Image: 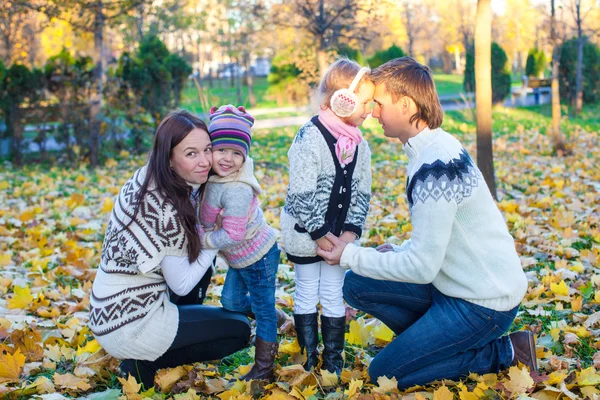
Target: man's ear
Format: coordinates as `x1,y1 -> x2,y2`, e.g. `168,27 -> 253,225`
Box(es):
401,96 -> 411,114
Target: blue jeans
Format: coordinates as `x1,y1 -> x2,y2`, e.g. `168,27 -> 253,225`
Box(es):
220,244 -> 280,342
343,271 -> 518,389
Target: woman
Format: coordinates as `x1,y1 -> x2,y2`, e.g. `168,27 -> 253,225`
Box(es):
89,110 -> 251,388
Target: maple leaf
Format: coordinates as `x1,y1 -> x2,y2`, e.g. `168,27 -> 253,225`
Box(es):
0,348 -> 26,384
53,372 -> 92,391
371,322 -> 394,344
118,374 -> 143,400
9,328 -> 43,362
550,280 -> 569,296
577,367 -> 600,386
503,366 -> 534,395
155,366 -> 188,393
344,378 -> 363,397
457,382 -> 479,400
433,385 -> 454,400
372,376 -> 398,394
320,369 -> 339,387
6,285 -> 34,309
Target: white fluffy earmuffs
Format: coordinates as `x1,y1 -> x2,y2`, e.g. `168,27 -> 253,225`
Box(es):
329,67 -> 370,118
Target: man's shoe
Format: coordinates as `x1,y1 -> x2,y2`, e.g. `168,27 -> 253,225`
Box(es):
509,331 -> 538,372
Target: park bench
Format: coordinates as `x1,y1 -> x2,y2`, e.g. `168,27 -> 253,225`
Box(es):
510,77 -> 552,106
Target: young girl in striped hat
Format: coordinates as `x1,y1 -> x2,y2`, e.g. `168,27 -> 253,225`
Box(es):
199,104 -> 285,381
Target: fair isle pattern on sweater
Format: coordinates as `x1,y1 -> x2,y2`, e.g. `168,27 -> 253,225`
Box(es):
89,165 -> 188,361
340,128 -> 528,312
284,174 -> 334,232
89,282 -> 164,336
407,149 -> 481,207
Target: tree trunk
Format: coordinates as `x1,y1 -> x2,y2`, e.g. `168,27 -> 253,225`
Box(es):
89,0 -> 104,167
7,105 -> 22,166
551,0 -> 566,155
317,45 -> 328,78
574,35 -> 584,115
235,61 -> 242,106
243,50 -> 256,107
475,0 -> 496,199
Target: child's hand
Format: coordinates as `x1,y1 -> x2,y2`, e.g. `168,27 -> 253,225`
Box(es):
316,236 -> 334,251
339,231 -> 358,244
376,243 -> 394,253
215,210 -> 224,230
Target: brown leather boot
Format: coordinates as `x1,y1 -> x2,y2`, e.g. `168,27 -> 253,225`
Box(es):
509,331 -> 538,372
241,337 -> 279,381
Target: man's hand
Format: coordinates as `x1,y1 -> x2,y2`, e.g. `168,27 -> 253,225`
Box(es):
339,231 -> 358,244
376,243 -> 394,253
316,236 -> 334,251
316,233 -> 347,265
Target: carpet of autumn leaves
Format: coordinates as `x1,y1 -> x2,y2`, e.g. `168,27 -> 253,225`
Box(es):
1,117 -> 600,400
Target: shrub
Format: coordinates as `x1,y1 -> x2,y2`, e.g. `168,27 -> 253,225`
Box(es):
463,42 -> 511,104
336,44 -> 366,65
525,48 -> 547,77
367,44 -> 406,68
559,37 -> 600,104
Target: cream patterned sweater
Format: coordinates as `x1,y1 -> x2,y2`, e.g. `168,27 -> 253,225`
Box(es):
341,128 -> 528,312
89,165 -> 191,361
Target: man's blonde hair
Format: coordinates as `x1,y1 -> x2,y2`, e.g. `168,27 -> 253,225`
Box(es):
371,57 -> 443,129
317,57 -> 371,108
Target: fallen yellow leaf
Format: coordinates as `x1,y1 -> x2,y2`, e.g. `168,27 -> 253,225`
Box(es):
0,348 -> 26,384
503,365 -> 534,395
433,385 -> 454,400
6,285 -> 34,309
344,378 -> 363,397
550,280 -> 569,296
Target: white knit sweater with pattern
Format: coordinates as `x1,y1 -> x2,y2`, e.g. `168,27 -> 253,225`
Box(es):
340,128 -> 528,311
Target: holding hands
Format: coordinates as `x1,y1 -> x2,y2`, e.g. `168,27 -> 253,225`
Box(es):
316,233 -> 348,265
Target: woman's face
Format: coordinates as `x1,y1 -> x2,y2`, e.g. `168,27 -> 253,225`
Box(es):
170,128 -> 213,185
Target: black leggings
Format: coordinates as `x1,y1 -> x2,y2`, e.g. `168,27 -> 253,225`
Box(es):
120,269 -> 251,388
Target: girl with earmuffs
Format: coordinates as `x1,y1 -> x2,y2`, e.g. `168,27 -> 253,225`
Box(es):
280,57 -> 373,374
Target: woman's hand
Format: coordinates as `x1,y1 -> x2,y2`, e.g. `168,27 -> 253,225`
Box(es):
316,236 -> 334,251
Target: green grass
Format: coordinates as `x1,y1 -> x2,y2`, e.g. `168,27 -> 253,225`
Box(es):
249,103 -> 600,168
180,77 -> 287,113
433,74 -> 465,96
443,103 -> 600,137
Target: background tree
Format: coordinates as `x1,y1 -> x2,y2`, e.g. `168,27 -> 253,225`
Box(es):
464,42 -> 511,104
276,0 -> 377,75
0,63 -> 44,166
550,0 -> 566,155
57,0 -> 143,167
367,44 -> 406,68
475,0 -> 496,199
525,48 -> 548,77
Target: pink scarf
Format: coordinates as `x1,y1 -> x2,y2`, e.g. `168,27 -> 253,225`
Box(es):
318,108 -> 363,166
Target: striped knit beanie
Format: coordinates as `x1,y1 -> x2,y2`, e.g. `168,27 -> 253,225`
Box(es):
208,105 -> 254,159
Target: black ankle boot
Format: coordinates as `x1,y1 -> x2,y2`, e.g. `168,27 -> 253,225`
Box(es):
320,316 -> 346,374
294,313 -> 319,371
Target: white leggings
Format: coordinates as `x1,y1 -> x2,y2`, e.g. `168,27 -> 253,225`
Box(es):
294,261 -> 346,317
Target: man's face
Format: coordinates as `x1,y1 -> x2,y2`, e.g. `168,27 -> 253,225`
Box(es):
371,83 -> 407,141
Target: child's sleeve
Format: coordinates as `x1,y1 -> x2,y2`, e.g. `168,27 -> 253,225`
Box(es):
286,131 -> 330,240
344,141 -> 372,238
201,183 -> 253,249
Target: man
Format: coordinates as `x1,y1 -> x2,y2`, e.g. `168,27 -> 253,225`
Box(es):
316,57 -> 535,389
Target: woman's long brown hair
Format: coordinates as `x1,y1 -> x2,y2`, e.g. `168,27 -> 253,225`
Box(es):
135,110 -> 209,262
